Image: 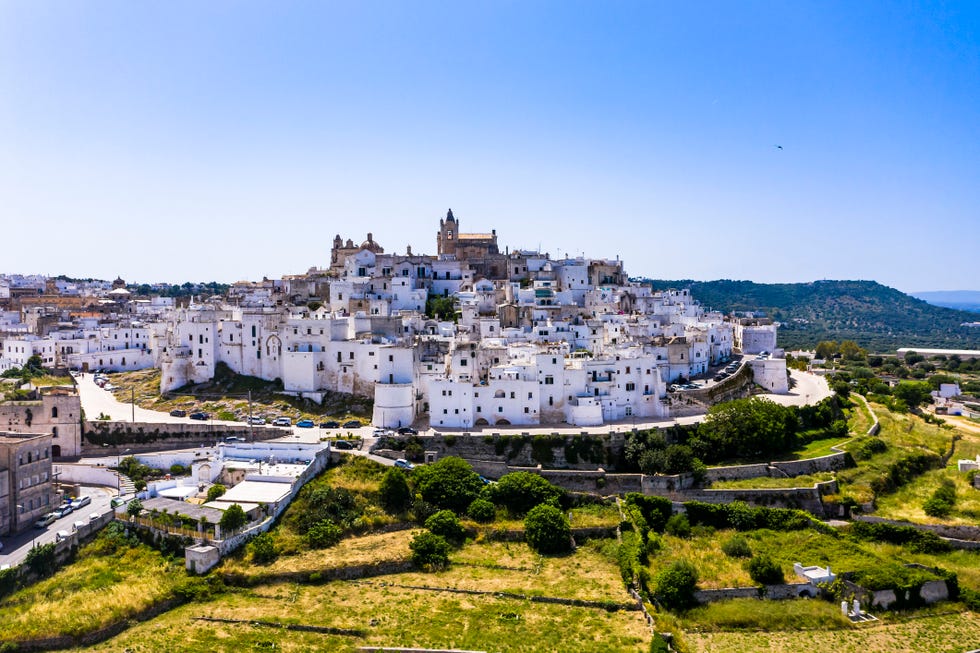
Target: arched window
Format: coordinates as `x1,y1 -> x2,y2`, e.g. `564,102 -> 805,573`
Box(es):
51,406 -> 58,418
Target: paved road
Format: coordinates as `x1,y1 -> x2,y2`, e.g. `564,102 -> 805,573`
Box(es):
0,487 -> 115,568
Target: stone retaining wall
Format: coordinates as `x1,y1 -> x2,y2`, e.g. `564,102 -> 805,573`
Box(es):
694,583 -> 816,604
82,420 -> 284,454
853,514 -> 980,542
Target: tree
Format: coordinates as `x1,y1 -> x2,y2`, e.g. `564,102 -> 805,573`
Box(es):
410,531 -> 451,570
892,381 -> 933,409
206,484 -> 227,502
690,398 -> 799,462
219,504 -> 247,532
412,457 -> 484,514
489,471 -> 563,515
523,503 -> 571,554
746,554 -> 784,585
654,561 -> 699,611
425,510 -> 466,543
467,498 -> 496,523
379,467 -> 411,513
126,498 -> 143,519
307,519 -> 343,548
814,341 -> 838,360
250,532 -> 278,564
839,340 -> 866,361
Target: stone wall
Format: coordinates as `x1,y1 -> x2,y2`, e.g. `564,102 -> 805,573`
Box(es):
694,583 -> 816,604
81,421 -> 284,454
669,480 -> 837,514
770,451 -> 849,476
704,463 -> 769,482
414,432 -> 628,469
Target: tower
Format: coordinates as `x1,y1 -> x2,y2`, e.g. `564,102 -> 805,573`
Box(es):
437,208 -> 458,256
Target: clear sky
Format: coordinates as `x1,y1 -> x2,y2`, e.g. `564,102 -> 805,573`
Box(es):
2,1 -> 978,292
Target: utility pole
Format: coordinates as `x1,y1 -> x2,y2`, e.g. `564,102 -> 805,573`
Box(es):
248,390 -> 253,442
131,387 -> 135,424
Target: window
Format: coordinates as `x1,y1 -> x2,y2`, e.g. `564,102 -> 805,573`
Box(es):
510,392 -> 515,399
460,358 -> 467,366
544,376 -> 554,385
626,383 -> 635,392
528,392 -> 533,399
51,406 -> 58,418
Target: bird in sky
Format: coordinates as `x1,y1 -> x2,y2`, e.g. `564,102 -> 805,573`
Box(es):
775,145 -> 783,150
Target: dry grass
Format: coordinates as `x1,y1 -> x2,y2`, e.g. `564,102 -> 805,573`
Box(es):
685,610 -> 980,653
219,529 -> 417,580
653,532 -> 752,589
0,540 -> 185,642
710,472 -> 835,490
90,550 -> 651,653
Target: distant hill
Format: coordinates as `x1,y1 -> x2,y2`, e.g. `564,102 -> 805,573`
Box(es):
911,290 -> 980,314
638,279 -> 980,352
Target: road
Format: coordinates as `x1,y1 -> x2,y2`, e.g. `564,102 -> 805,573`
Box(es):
0,487 -> 115,568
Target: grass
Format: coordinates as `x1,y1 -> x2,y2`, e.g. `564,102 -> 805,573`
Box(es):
680,596 -> 852,632
848,395 -> 875,435
107,367 -> 372,422
568,502 -> 621,528
710,472 -> 835,490
685,610 -> 980,653
0,531 -> 187,643
87,580 -> 651,653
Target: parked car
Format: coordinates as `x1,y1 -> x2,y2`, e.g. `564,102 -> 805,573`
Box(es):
372,428 -> 390,437
393,458 -> 415,470
71,496 -> 92,510
56,504 -> 74,517
189,412 -> 209,421
272,417 -> 292,427
397,426 -> 418,435
55,530 -> 72,542
332,440 -> 354,450
248,416 -> 267,425
169,409 -> 187,417
224,436 -> 245,443
35,513 -> 58,529
89,512 -> 101,523
296,419 -> 315,428
320,421 -> 340,429
342,420 -> 361,429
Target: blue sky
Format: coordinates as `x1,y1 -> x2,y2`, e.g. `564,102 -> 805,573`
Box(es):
2,1 -> 978,292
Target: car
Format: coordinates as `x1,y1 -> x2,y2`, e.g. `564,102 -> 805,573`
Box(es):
89,512 -> 101,523
372,428 -> 390,437
189,412 -> 209,421
296,419 -> 315,428
103,384 -> 116,391
342,420 -> 361,429
55,530 -> 72,542
35,513 -> 58,529
224,436 -> 245,443
397,426 -> 418,435
393,458 -> 415,470
320,421 -> 340,429
248,416 -> 267,425
57,504 -> 74,517
713,374 -> 725,382
169,409 -> 187,417
272,417 -> 292,427
332,440 -> 354,450
71,496 -> 92,510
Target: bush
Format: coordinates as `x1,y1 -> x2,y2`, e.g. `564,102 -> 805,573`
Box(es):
410,531 -> 451,570
524,503 -> 571,554
250,532 -> 278,564
412,457 -> 484,514
307,519 -> 343,548
848,521 -> 951,554
746,554 -> 784,585
467,498 -> 496,523
206,484 -> 227,502
721,534 -> 752,558
489,471 -> 563,516
654,561 -> 699,611
219,504 -> 247,532
664,513 -> 691,538
623,493 -> 673,533
425,510 -> 467,544
25,542 -> 57,578
923,478 -> 956,518
379,467 -> 411,514
170,463 -> 187,476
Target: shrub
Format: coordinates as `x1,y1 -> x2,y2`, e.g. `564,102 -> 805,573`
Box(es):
923,478 -> 956,517
847,521 -> 951,554
665,513 -> 691,538
307,519 -> 343,548
412,457 -> 484,514
746,554 -> 784,585
623,493 -> 672,533
206,484 -> 227,502
379,467 -> 411,513
851,437 -> 888,460
654,561 -> 699,611
425,510 -> 467,544
169,463 -> 187,476
721,534 -> 752,558
524,503 -> 571,554
219,504 -> 247,532
489,471 -> 564,515
250,532 -> 278,564
25,542 -> 57,578
467,498 -> 496,523
410,531 -> 451,570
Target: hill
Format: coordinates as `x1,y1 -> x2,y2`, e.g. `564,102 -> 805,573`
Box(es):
639,279 -> 980,352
